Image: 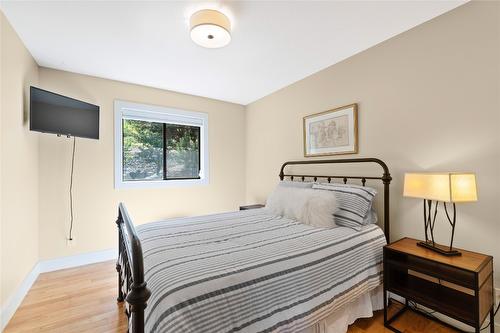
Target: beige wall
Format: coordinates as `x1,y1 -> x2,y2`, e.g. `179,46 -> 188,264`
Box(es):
0,11 -> 39,311
246,1 -> 500,285
37,68 -> 246,260
1,0 -> 499,326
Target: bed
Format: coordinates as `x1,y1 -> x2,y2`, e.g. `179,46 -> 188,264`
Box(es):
116,158 -> 392,333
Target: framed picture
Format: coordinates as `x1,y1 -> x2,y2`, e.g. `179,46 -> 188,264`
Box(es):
303,103 -> 358,157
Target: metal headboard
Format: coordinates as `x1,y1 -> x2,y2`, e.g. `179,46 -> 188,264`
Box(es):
279,158 -> 392,242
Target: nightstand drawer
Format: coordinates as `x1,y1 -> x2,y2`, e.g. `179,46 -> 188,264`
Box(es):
385,250 -> 475,288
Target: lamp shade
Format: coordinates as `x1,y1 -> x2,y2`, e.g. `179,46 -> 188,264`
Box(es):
190,9 -> 231,48
403,173 -> 477,202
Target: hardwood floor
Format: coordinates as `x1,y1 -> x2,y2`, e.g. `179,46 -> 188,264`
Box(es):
5,261 -> 128,333
4,261 -> 458,333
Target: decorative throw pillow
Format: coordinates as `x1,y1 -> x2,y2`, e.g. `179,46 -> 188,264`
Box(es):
300,189 -> 338,228
278,180 -> 314,188
265,186 -> 337,228
312,182 -> 377,230
334,208 -> 379,231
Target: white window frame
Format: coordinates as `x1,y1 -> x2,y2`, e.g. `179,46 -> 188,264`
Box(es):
114,100 -> 209,189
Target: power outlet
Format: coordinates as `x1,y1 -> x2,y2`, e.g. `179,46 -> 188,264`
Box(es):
66,238 -> 77,247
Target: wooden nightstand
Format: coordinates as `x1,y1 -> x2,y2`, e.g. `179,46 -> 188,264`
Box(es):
384,237 -> 494,333
239,204 -> 265,210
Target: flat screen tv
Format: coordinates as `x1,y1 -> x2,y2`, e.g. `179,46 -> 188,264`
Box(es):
30,86 -> 99,139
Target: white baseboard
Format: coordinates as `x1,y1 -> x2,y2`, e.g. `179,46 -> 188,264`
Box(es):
38,248 -> 117,273
1,248 -> 117,331
1,263 -> 41,332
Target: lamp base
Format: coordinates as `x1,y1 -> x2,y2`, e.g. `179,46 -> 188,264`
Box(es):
417,240 -> 462,256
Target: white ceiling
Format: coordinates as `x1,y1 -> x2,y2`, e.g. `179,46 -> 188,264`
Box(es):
1,1 -> 466,105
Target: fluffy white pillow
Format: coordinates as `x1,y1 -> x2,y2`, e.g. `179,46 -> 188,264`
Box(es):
278,180 -> 314,189
266,186 -> 337,228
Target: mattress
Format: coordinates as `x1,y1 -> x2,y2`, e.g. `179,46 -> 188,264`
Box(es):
136,208 -> 386,333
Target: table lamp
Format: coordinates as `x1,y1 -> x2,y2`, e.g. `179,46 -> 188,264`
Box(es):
403,173 -> 477,256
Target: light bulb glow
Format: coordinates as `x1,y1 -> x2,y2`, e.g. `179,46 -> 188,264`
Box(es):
190,24 -> 231,48
190,9 -> 231,49
403,172 -> 477,202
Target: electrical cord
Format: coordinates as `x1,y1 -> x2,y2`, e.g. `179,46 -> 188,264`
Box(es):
408,301 -> 437,316
408,299 -> 500,332
68,136 -> 76,241
477,302 -> 500,332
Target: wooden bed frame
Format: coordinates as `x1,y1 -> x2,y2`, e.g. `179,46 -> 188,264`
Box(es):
115,157 -> 392,333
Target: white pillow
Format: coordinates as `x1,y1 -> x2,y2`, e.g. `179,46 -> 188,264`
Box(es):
266,186 -> 337,228
278,180 -> 314,189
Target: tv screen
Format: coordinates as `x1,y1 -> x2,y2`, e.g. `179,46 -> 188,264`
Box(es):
30,86 -> 99,139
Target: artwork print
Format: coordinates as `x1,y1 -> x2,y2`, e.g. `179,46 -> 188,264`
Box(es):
303,104 -> 358,156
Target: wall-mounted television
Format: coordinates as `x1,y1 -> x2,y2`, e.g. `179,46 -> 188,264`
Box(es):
30,86 -> 99,139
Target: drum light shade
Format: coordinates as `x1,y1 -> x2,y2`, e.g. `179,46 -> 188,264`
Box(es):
403,173 -> 477,202
190,9 -> 231,48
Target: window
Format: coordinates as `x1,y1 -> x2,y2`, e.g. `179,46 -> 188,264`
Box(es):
114,101 -> 208,189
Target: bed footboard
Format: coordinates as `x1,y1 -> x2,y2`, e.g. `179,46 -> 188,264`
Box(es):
116,203 -> 151,333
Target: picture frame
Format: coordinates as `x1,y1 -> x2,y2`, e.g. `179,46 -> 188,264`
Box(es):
303,103 -> 358,157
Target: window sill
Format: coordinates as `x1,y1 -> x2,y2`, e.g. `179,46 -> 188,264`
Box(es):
114,177 -> 209,189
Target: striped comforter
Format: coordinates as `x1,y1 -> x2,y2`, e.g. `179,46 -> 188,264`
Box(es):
136,208 -> 386,333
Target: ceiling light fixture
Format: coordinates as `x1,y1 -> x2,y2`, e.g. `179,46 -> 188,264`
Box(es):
190,9 -> 231,48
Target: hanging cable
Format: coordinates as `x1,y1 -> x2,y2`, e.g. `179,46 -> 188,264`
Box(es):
477,302 -> 499,332
68,136 -> 76,240
408,300 -> 499,332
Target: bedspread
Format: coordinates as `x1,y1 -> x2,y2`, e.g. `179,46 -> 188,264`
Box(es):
136,209 -> 385,333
